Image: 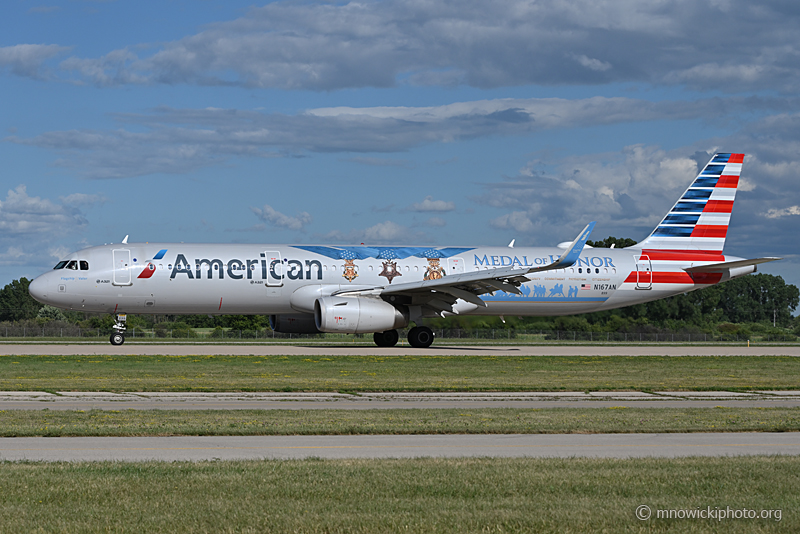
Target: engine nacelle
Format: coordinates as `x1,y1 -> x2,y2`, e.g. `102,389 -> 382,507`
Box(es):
314,296 -> 407,334
269,314 -> 322,334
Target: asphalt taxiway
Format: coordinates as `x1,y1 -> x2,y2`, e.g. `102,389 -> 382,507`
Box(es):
3,390 -> 800,410
2,433 -> 799,461
2,343 -> 799,357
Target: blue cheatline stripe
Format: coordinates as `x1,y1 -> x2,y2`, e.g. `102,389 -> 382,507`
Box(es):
293,245 -> 475,260
482,295 -> 609,303
712,153 -> 731,163
663,214 -> 700,225
671,201 -> 707,212
653,226 -> 694,237
153,249 -> 168,260
682,189 -> 713,200
691,176 -> 719,188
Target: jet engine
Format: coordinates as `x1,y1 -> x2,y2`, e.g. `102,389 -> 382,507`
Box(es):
314,296 -> 407,333
269,314 -> 322,334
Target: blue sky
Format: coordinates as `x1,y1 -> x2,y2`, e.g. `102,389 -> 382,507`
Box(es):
1,0 -> 799,295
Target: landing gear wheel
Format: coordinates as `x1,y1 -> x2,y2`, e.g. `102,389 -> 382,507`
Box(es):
373,329 -> 399,347
383,329 -> 399,347
407,326 -> 434,348
110,313 -> 127,346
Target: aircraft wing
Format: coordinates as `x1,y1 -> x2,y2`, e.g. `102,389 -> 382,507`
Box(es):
683,257 -> 782,272
334,222 -> 596,313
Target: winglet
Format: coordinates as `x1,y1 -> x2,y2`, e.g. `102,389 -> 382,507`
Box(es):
122,235 -> 129,244
551,222 -> 595,269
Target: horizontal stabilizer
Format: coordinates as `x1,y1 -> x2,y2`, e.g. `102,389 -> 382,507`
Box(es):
683,257 -> 781,273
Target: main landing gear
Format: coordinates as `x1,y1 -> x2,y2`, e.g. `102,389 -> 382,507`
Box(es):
407,326 -> 434,348
372,327 -> 434,348
110,314 -> 127,346
373,329 -> 400,347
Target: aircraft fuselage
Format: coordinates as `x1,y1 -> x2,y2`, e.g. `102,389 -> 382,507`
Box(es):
29,242 -> 747,317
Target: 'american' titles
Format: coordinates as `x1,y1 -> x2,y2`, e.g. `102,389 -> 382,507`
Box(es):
169,253 -> 322,281
163,252 -> 617,281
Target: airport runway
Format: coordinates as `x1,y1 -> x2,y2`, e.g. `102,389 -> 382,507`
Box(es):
1,342 -> 799,356
3,390 -> 800,410
2,433 -> 799,461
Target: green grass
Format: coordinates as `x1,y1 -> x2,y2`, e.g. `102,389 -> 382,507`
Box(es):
0,456 -> 796,533
2,407 -> 799,437
2,354 -> 800,392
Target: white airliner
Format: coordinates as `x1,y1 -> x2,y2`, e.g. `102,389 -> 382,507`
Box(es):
29,153 -> 778,348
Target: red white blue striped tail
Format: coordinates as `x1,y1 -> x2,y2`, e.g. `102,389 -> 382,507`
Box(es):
636,153 -> 743,252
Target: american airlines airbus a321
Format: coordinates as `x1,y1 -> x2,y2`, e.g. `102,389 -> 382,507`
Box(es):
29,153 -> 779,348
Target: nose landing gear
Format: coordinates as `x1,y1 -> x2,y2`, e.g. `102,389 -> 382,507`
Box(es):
110,314 -> 127,346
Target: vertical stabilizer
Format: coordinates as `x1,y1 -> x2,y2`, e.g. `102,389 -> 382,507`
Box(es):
635,153 -> 744,252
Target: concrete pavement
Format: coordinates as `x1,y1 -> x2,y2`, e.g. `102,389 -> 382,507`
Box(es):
2,342 -> 799,357
3,390 -> 800,410
2,433 -> 799,461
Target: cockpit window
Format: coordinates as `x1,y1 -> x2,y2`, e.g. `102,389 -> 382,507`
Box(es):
80,260 -> 89,270
53,261 -> 68,270
66,260 -> 78,270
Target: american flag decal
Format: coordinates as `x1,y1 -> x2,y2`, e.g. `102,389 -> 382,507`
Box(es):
581,284 -> 591,290
637,153 -> 744,252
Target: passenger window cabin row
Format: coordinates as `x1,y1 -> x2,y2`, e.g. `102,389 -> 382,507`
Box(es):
51,260 -> 618,276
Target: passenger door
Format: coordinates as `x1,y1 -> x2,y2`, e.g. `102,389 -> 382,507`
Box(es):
635,255 -> 652,290
112,249 -> 132,286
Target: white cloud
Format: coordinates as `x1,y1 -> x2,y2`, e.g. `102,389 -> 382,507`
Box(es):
0,43 -> 69,79
0,0 -> 791,93
764,206 -> 800,219
59,48 -> 147,86
489,211 -> 536,233
737,177 -> 756,192
251,204 -> 312,231
408,196 -> 456,212
0,185 -> 90,237
48,246 -> 73,261
363,221 -> 409,242
314,220 -> 426,244
572,54 -> 612,72
0,246 -> 27,265
478,145 -> 714,243
6,96 -> 768,179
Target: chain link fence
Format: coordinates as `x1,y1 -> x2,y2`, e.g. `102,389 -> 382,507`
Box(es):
0,325 -> 796,343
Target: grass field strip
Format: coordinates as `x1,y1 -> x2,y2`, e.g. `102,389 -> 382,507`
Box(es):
3,354 -> 800,392
0,406 -> 799,437
0,457 -> 796,533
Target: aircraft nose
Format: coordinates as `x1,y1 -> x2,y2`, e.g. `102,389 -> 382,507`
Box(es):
28,276 -> 49,304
